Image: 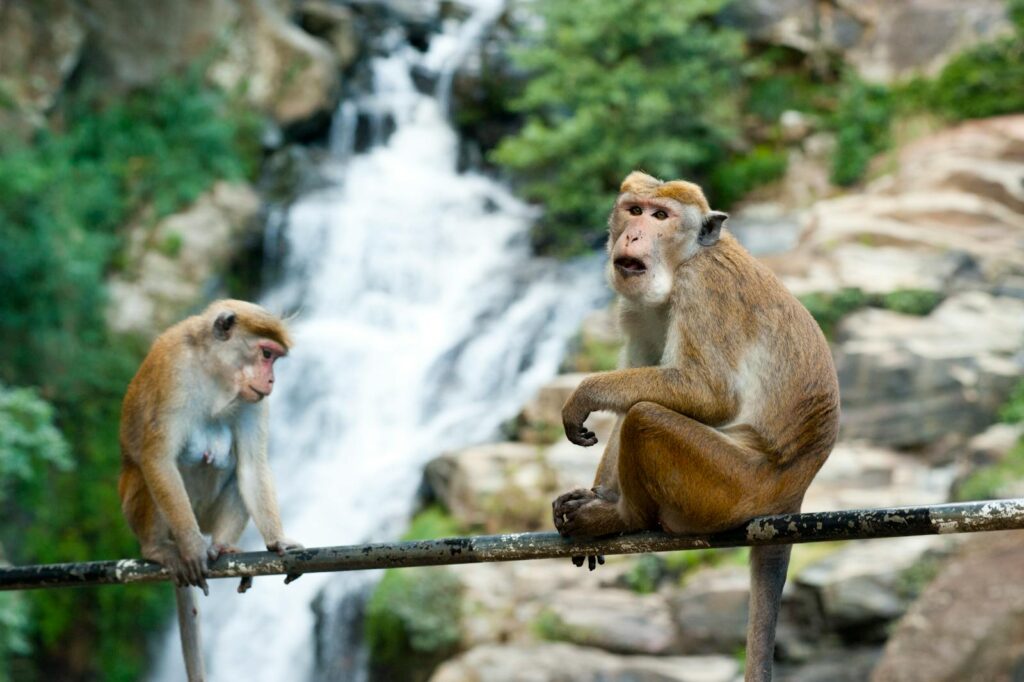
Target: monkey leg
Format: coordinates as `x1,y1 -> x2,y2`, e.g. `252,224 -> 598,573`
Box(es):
203,480 -> 253,593
614,401 -> 788,534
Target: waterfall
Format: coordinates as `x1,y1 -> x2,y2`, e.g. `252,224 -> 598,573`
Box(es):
151,2 -> 607,680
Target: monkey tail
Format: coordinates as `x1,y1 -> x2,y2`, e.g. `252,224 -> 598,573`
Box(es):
175,586 -> 207,682
745,544 -> 792,682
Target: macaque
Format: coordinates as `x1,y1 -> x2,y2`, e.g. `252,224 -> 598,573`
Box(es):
552,172 -> 839,682
119,299 -> 303,682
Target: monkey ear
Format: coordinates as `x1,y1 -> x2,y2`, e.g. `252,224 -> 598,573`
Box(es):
213,311 -> 237,340
699,211 -> 728,247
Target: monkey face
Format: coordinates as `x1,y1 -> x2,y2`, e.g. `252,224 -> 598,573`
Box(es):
606,194 -> 691,305
238,340 -> 287,403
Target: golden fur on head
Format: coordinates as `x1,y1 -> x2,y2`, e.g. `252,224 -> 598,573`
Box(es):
204,299 -> 293,350
619,171 -> 710,213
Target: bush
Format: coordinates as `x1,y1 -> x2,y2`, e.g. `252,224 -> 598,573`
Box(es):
492,0 -> 746,254
830,75 -> 893,186
799,288 -> 943,339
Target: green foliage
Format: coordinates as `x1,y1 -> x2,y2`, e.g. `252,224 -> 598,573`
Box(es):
0,71 -> 262,680
830,75 -> 894,186
709,146 -> 788,207
402,505 -> 465,541
799,288 -> 943,339
622,554 -> 661,594
366,506 -> 466,680
926,29 -> 1024,121
0,384 -> 71,505
999,380 -> 1024,425
955,382 -> 1024,502
492,0 -> 746,254
365,567 -> 463,676
880,289 -> 943,317
956,440 -> 1024,501
799,288 -> 871,339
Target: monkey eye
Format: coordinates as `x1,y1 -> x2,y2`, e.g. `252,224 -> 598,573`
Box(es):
628,206 -> 642,216
653,210 -> 668,220
261,348 -> 273,360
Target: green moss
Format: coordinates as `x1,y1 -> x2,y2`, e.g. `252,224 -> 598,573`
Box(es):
710,146 -> 788,207
158,232 -> 185,258
999,380 -> 1024,425
880,289 -> 943,316
800,288 -> 943,339
623,554 -> 662,594
402,505 -> 465,541
829,75 -> 894,186
365,567 -> 463,680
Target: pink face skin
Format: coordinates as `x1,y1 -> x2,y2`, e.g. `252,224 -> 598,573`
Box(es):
240,340 -> 288,403
609,195 -> 682,277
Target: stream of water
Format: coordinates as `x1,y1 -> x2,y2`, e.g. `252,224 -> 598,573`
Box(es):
151,2 -> 606,679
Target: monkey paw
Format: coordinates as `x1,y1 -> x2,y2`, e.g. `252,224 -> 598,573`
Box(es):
267,538 -> 304,585
207,542 -> 243,562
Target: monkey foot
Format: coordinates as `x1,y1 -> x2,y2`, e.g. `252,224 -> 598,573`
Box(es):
553,488 -> 623,571
208,543 -> 243,562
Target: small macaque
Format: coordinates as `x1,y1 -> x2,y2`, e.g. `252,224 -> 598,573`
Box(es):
552,172 -> 839,682
119,300 -> 303,681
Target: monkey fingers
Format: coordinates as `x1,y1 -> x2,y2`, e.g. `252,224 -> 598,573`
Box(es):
552,488 -> 599,533
207,542 -> 243,562
268,539 -> 304,585
237,576 -> 253,594
565,424 -> 598,447
570,555 -> 605,571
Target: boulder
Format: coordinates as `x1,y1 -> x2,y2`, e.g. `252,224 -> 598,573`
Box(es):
0,0 -> 84,136
520,373 -> 590,429
834,292 -> 1024,447
81,0 -> 340,127
106,181 -> 261,337
802,442 -> 955,513
540,588 -> 677,655
431,642 -> 739,682
672,566 -> 751,654
296,0 -> 360,68
719,0 -> 1011,84
424,442 -> 555,531
793,535 -> 951,638
777,116 -> 1024,298
871,532 -> 1024,682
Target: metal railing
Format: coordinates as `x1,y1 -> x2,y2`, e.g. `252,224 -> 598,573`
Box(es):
2,499 -> 1023,591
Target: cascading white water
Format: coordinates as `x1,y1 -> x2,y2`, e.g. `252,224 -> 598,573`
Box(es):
151,2 -> 607,680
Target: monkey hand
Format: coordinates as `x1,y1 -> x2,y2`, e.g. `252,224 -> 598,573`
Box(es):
562,388 -> 598,447
173,534 -> 211,596
268,538 -> 304,585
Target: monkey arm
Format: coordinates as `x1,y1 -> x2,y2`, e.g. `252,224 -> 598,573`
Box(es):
234,408 -> 288,546
138,431 -> 205,553
563,367 -> 735,446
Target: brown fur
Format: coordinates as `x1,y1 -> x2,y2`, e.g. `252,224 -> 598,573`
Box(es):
553,173 -> 839,682
119,299 -> 302,682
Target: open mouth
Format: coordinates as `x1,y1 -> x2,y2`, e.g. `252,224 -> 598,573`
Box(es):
614,257 -> 647,276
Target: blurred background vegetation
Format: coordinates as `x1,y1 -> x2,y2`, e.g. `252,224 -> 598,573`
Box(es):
1,0 -> 1023,680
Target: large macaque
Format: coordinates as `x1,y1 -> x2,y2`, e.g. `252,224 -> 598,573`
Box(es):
119,299 -> 303,682
552,172 -> 839,681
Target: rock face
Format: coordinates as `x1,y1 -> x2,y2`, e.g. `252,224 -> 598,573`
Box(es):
541,588 -> 678,655
431,642 -> 739,682
107,181 -> 261,336
81,0 -> 340,127
835,292 -> 1024,447
775,116 -> 1024,298
720,0 -> 1012,83
871,532 -> 1024,682
0,0 -> 85,137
